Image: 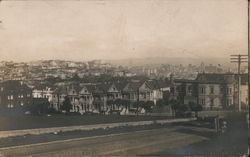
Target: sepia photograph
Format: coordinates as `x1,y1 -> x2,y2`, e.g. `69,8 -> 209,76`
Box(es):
0,0 -> 249,156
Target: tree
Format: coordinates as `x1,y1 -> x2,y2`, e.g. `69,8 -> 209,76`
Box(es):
189,102 -> 203,118
61,96 -> 72,113
30,98 -> 50,115
176,104 -> 191,118
156,99 -> 166,108
169,99 -> 191,117
133,101 -> 144,115
122,99 -> 131,115
107,100 -> 114,110
114,99 -> 123,110
143,101 -> 154,114
169,99 -> 180,116
93,100 -> 102,113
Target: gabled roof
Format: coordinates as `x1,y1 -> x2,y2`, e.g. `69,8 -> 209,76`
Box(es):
95,83 -> 110,93
84,84 -> 97,93
144,80 -> 172,90
0,80 -> 31,91
114,82 -> 128,91
69,84 -> 82,94
123,81 -> 144,92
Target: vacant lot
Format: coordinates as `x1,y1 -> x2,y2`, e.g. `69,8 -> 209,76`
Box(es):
0,114 -> 173,131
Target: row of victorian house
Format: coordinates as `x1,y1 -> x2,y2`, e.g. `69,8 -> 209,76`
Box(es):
0,73 -> 248,114
0,79 -> 169,114
51,80 -> 168,114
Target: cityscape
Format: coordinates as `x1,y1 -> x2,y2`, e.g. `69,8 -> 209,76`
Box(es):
0,0 -> 248,156
0,59 -> 248,115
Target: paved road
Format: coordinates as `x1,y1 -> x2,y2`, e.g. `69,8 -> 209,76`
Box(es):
0,126 -> 210,157
152,113 -> 248,156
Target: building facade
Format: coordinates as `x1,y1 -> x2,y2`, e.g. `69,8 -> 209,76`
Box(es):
172,73 -> 247,110
0,80 -> 32,109
51,80 -> 166,114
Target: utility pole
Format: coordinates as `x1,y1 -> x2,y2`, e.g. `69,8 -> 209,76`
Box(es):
230,54 -> 248,112
248,0 -> 250,120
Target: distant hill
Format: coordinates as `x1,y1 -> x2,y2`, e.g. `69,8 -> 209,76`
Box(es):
105,57 -> 230,67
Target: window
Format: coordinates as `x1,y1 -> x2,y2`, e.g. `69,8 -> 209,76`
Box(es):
8,102 -> 13,108
0,87 -> 3,92
27,94 -> 30,97
200,87 -> 205,94
21,94 -> 23,98
7,95 -> 13,100
227,99 -> 232,106
210,87 -> 214,94
226,88 -> 232,95
20,101 -> 24,106
220,87 -> 224,93
199,98 -> 205,105
210,98 -> 214,105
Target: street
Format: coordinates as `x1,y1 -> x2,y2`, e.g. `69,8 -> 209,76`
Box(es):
0,113 -> 248,156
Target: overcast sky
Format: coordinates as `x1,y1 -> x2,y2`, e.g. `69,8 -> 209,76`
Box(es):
0,0 -> 248,62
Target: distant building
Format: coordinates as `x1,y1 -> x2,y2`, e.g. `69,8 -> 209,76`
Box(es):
52,86 -> 68,111
0,80 -> 32,109
32,86 -> 54,105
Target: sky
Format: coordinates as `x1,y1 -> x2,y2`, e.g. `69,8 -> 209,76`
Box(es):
0,0 -> 248,62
